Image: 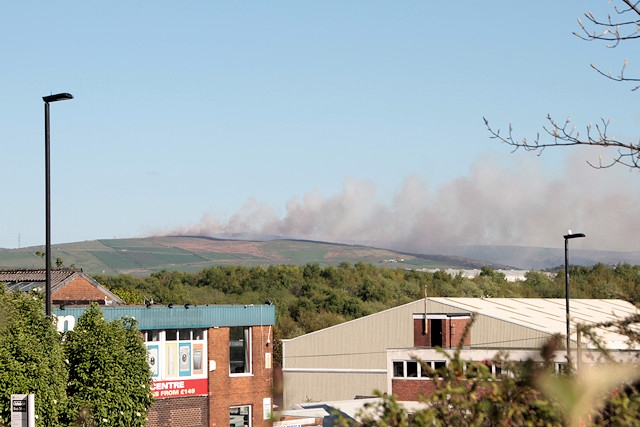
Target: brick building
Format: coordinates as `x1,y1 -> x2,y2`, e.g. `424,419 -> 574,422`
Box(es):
0,268 -> 125,306
55,304 -> 276,427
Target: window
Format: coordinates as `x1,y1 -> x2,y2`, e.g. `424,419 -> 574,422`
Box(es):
230,326 -> 251,374
433,361 -> 447,370
230,405 -> 251,427
420,362 -> 429,378
406,361 -> 418,377
555,362 -> 569,374
423,360 -> 447,379
395,360 -> 448,379
142,330 -> 159,342
393,361 -> 404,378
165,329 -> 178,341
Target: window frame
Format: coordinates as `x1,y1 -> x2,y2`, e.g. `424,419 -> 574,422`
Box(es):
393,359 -> 448,379
141,328 -> 207,381
229,326 -> 252,376
230,405 -> 252,427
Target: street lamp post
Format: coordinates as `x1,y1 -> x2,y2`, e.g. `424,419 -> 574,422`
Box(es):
43,93 -> 73,317
564,231 -> 586,365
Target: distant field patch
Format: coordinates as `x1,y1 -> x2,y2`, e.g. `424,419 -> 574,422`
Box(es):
90,251 -> 141,270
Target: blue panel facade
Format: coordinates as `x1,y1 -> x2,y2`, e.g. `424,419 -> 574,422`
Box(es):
53,304 -> 276,329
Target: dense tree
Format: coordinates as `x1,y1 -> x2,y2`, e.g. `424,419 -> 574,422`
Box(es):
0,286 -> 157,427
0,285 -> 67,427
485,1 -> 640,170
63,304 -> 153,427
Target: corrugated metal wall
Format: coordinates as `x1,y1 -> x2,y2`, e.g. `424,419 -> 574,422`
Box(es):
282,298 -> 560,407
282,300 -> 427,406
284,371 -> 388,406
53,304 -> 276,329
283,300 -> 427,371
426,300 -> 552,349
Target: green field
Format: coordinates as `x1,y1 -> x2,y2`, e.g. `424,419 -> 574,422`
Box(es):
0,236 -> 472,276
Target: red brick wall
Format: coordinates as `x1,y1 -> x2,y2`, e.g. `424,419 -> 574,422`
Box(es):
392,379 -> 438,401
52,276 -> 108,303
449,318 -> 471,348
208,326 -> 273,427
420,317 -> 470,349
148,396 -> 208,427
392,378 -> 483,401
441,318 -> 451,348
413,318 -> 428,347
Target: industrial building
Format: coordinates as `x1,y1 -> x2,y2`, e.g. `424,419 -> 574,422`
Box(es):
281,297 -> 640,406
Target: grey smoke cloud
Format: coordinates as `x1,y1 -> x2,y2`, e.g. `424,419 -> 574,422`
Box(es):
171,151 -> 640,253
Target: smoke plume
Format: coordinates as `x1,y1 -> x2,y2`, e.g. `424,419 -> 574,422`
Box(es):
170,151 -> 640,253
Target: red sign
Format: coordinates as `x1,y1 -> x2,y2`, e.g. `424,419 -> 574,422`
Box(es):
151,378 -> 208,399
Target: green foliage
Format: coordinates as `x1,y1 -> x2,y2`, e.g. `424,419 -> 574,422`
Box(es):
416,357 -> 565,426
94,263 -> 640,359
0,285 -> 67,427
109,288 -> 145,305
64,304 -> 153,427
596,382 -> 640,426
357,358 -> 566,426
0,287 -> 155,427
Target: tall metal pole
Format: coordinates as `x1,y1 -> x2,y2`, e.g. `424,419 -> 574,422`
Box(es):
564,237 -> 570,362
563,232 -> 585,366
44,101 -> 52,317
42,93 -> 73,317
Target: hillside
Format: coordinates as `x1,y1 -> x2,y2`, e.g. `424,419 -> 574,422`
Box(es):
0,236 -> 506,276
444,245 -> 640,270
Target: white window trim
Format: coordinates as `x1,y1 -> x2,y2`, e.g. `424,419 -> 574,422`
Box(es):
230,405 -> 252,427
230,326 -> 253,376
392,359 -> 448,379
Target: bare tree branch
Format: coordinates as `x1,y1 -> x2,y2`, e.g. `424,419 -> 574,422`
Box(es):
484,116 -> 640,169
486,1 -> 640,169
573,1 -> 640,88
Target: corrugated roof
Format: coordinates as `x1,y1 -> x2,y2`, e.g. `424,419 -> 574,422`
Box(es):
53,304 -> 276,329
430,298 -> 639,349
0,268 -> 78,292
0,268 -> 125,306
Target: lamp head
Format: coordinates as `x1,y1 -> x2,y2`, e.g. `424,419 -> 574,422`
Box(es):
564,232 -> 586,240
43,93 -> 74,103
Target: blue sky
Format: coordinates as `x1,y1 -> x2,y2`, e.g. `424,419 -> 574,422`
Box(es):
2,1 -> 640,254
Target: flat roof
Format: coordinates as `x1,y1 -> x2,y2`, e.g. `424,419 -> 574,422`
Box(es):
53,304 -> 276,329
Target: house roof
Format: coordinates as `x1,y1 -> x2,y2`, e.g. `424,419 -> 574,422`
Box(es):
1,268 -> 76,292
0,268 -> 125,306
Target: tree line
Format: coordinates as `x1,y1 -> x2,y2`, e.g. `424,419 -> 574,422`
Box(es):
95,262 -> 640,364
